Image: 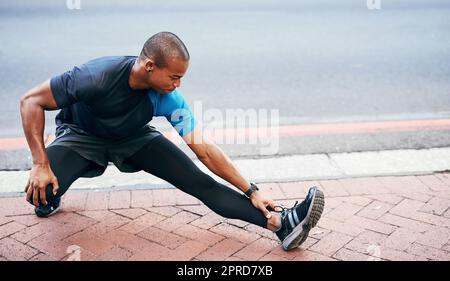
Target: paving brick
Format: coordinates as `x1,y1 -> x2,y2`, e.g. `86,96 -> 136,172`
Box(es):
293,250 -> 336,261
131,190 -> 153,208
398,192 -> 432,203
210,223 -> 260,244
442,243 -> 450,252
338,177 -> 390,196
190,212 -> 224,230
168,240 -> 209,261
333,248 -> 374,261
317,217 -> 364,236
0,221 -> 26,238
119,212 -> 164,234
0,197 -> 34,216
339,196 -> 373,207
278,181 -> 318,199
137,226 -> 188,249
378,176 -> 431,194
378,213 -> 435,233
49,212 -> 97,228
108,191 -> 131,209
416,175 -> 450,192
382,228 -> 419,251
174,189 -> 201,205
128,241 -> 169,261
378,247 -> 426,261
29,253 -> 57,261
309,227 -> 332,240
406,243 -> 450,261
0,216 -> 13,226
196,238 -> 245,261
27,234 -> 73,260
269,245 -> 304,260
95,246 -> 132,261
257,183 -> 286,200
318,179 -> 349,197
102,229 -> 156,253
415,227 -> 450,249
85,191 -> 110,211
179,205 -> 211,216
259,253 -> 290,261
111,208 -> 147,219
225,256 -> 246,261
154,211 -> 200,232
357,201 -> 394,220
173,224 -> 225,246
11,220 -> 61,243
65,231 -> 115,256
366,194 -> 403,205
243,224 -> 279,241
77,210 -> 116,221
146,206 -> 182,217
309,231 -> 353,257
344,231 -> 388,255
233,237 -> 279,260
346,215 -> 397,235
300,236 -> 319,250
224,218 -> 249,228
85,213 -> 131,236
389,199 -> 424,218
0,237 -> 38,260
325,203 -> 363,222
10,215 -> 43,226
152,189 -> 177,206
419,197 -> 450,216
390,200 -> 450,228
62,192 -> 87,212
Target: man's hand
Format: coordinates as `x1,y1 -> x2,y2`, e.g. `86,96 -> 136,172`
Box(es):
249,191 -> 276,219
24,163 -> 59,207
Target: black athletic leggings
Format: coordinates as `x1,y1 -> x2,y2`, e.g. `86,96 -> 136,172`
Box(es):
43,135 -> 268,228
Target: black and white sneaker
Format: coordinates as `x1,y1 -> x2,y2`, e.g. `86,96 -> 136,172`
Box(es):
34,197 -> 62,218
274,187 -> 325,251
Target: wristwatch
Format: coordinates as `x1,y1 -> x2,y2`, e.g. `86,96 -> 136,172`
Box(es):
244,182 -> 259,198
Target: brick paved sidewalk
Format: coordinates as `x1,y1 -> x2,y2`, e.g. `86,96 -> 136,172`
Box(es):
1,173 -> 450,261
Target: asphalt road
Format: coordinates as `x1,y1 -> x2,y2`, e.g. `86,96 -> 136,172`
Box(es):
1,0 -> 449,166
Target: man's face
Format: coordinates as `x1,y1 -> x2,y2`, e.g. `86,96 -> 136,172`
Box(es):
147,58 -> 188,94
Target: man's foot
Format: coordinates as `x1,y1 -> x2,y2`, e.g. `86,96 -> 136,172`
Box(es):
34,197 -> 62,218
273,186 -> 325,251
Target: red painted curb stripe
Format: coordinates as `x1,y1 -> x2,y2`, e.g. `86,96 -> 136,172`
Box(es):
1,118 -> 450,151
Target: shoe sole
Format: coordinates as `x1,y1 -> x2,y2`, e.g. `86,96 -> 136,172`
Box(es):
282,187 -> 325,251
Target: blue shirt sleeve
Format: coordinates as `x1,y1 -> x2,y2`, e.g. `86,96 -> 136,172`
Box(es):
148,89 -> 198,137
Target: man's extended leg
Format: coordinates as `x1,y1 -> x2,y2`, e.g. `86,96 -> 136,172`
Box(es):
32,145 -> 98,217
124,135 -> 269,228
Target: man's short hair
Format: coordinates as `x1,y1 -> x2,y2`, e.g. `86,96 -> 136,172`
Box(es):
139,31 -> 190,67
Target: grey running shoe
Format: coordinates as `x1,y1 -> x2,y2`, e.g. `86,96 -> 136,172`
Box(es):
274,187 -> 325,251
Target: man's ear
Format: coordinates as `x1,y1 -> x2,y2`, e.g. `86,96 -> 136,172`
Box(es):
144,59 -> 155,72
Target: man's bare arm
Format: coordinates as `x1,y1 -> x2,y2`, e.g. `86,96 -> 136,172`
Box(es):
20,79 -> 60,206
20,79 -> 58,164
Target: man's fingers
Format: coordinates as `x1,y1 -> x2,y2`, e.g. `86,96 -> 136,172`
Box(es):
259,204 -> 271,219
39,189 -> 48,206
52,178 -> 59,196
268,200 -> 276,210
32,184 -> 39,207
26,183 -> 33,204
